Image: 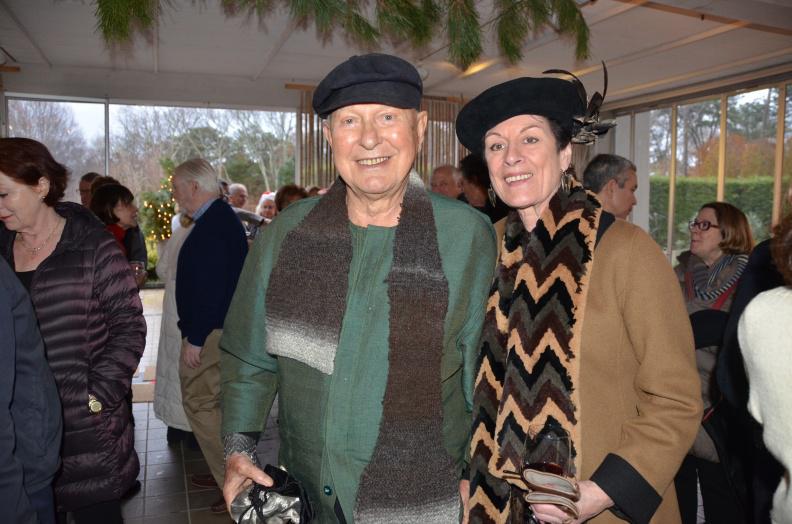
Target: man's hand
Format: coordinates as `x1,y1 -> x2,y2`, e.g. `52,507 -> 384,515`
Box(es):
460,479 -> 470,524
181,340 -> 202,369
224,453 -> 274,513
530,480 -> 612,524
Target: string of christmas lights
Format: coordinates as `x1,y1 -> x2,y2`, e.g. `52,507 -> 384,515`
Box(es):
141,175 -> 176,242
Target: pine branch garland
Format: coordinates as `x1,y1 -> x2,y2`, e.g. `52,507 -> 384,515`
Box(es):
495,0 -> 529,64
343,7 -> 380,47
94,0 -> 591,68
447,0 -> 482,70
95,0 -> 158,42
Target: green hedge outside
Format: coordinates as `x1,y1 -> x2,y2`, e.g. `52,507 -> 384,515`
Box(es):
649,176 -> 774,251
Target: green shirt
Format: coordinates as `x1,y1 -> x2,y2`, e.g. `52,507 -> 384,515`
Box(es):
220,193 -> 496,522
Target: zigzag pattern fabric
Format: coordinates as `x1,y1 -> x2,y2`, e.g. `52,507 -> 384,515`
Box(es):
469,183 -> 602,523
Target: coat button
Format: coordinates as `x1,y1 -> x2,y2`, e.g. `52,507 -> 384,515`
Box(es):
323,485 -> 333,496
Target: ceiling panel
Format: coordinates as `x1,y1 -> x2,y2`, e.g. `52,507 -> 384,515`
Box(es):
0,0 -> 789,109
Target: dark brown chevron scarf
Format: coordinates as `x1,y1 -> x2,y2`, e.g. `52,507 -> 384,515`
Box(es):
265,173 -> 459,522
469,181 -> 602,524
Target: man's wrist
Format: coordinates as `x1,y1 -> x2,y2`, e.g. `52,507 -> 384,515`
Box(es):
223,433 -> 258,465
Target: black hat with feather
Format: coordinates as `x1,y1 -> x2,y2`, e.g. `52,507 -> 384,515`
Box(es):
456,63 -> 614,154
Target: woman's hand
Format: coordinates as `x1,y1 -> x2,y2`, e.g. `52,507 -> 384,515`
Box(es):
223,453 -> 274,512
531,480 -> 612,524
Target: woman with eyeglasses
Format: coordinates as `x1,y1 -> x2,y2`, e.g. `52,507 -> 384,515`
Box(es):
673,201 -> 753,524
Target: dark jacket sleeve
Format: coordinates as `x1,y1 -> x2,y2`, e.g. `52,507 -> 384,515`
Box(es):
185,220 -> 247,347
123,227 -> 148,266
88,236 -> 147,408
717,239 -> 783,408
0,262 -> 37,524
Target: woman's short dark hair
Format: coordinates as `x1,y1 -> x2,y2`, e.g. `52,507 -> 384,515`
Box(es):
548,117 -> 573,152
700,202 -> 754,255
275,184 -> 308,212
772,212 -> 792,285
0,137 -> 68,205
90,183 -> 134,225
459,153 -> 490,191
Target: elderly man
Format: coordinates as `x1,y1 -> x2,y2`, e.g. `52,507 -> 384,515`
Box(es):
430,164 -> 463,199
78,172 -> 100,207
220,53 -> 496,522
172,159 -> 248,512
583,154 -> 638,219
228,183 -> 249,209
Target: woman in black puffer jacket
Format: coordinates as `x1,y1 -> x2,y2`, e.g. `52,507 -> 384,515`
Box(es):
0,138 -> 146,523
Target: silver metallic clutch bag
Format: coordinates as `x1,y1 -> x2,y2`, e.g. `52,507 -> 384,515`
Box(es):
229,465 -> 314,524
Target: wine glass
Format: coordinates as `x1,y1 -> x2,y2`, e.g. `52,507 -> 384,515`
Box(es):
523,423 -> 572,478
509,424 -> 572,523
130,261 -> 146,287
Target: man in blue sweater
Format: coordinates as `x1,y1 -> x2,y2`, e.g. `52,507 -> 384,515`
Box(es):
173,158 -> 248,512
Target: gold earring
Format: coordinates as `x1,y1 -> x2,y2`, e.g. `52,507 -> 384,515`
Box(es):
487,187 -> 497,207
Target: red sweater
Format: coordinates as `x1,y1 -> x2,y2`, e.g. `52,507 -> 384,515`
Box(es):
106,223 -> 127,257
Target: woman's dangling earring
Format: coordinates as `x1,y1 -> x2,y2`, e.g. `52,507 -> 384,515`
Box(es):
488,187 -> 497,207
560,169 -> 573,194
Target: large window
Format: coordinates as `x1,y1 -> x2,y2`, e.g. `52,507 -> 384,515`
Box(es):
636,108 -> 672,248
618,79 -> 791,257
6,99 -> 105,202
673,98 -> 720,255
108,105 -> 295,206
5,97 -> 296,210
725,88 -> 778,239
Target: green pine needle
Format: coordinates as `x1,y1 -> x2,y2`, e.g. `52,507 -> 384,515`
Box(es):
376,0 -> 435,48
344,7 -> 380,47
221,0 -> 276,18
495,0 -> 528,63
95,0 -> 158,43
446,0 -> 482,70
553,0 -> 590,59
95,0 -> 590,70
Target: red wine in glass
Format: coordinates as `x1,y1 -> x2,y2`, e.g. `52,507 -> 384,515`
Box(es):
525,461 -> 565,475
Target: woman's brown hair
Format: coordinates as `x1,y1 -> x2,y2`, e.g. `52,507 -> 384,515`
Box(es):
275,184 -> 308,212
0,137 -> 68,205
700,201 -> 754,255
771,212 -> 792,285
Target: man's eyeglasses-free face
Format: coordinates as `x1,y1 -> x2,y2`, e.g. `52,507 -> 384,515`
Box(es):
688,220 -> 720,232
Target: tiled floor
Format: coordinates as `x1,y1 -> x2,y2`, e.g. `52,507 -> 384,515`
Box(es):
124,402 -> 233,524
124,288 -> 281,523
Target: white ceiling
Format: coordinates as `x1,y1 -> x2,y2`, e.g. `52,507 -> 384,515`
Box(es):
1,0 -> 791,112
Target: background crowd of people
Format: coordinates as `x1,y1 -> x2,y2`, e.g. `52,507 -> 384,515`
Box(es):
0,52 -> 790,524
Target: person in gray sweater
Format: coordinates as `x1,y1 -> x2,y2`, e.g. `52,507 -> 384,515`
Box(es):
0,256 -> 62,524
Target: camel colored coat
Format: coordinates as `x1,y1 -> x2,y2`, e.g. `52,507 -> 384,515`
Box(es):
493,218 -> 703,523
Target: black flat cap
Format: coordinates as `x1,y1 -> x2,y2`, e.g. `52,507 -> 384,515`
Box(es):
312,53 -> 423,118
455,77 -> 585,154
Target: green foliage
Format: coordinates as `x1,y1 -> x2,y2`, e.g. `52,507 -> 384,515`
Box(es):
94,0 -> 158,43
278,157 -> 296,185
447,0 -> 482,69
377,0 -> 435,47
649,176 -> 776,251
146,236 -> 159,277
495,0 -> 533,63
140,160 -> 177,243
94,0 -> 591,69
